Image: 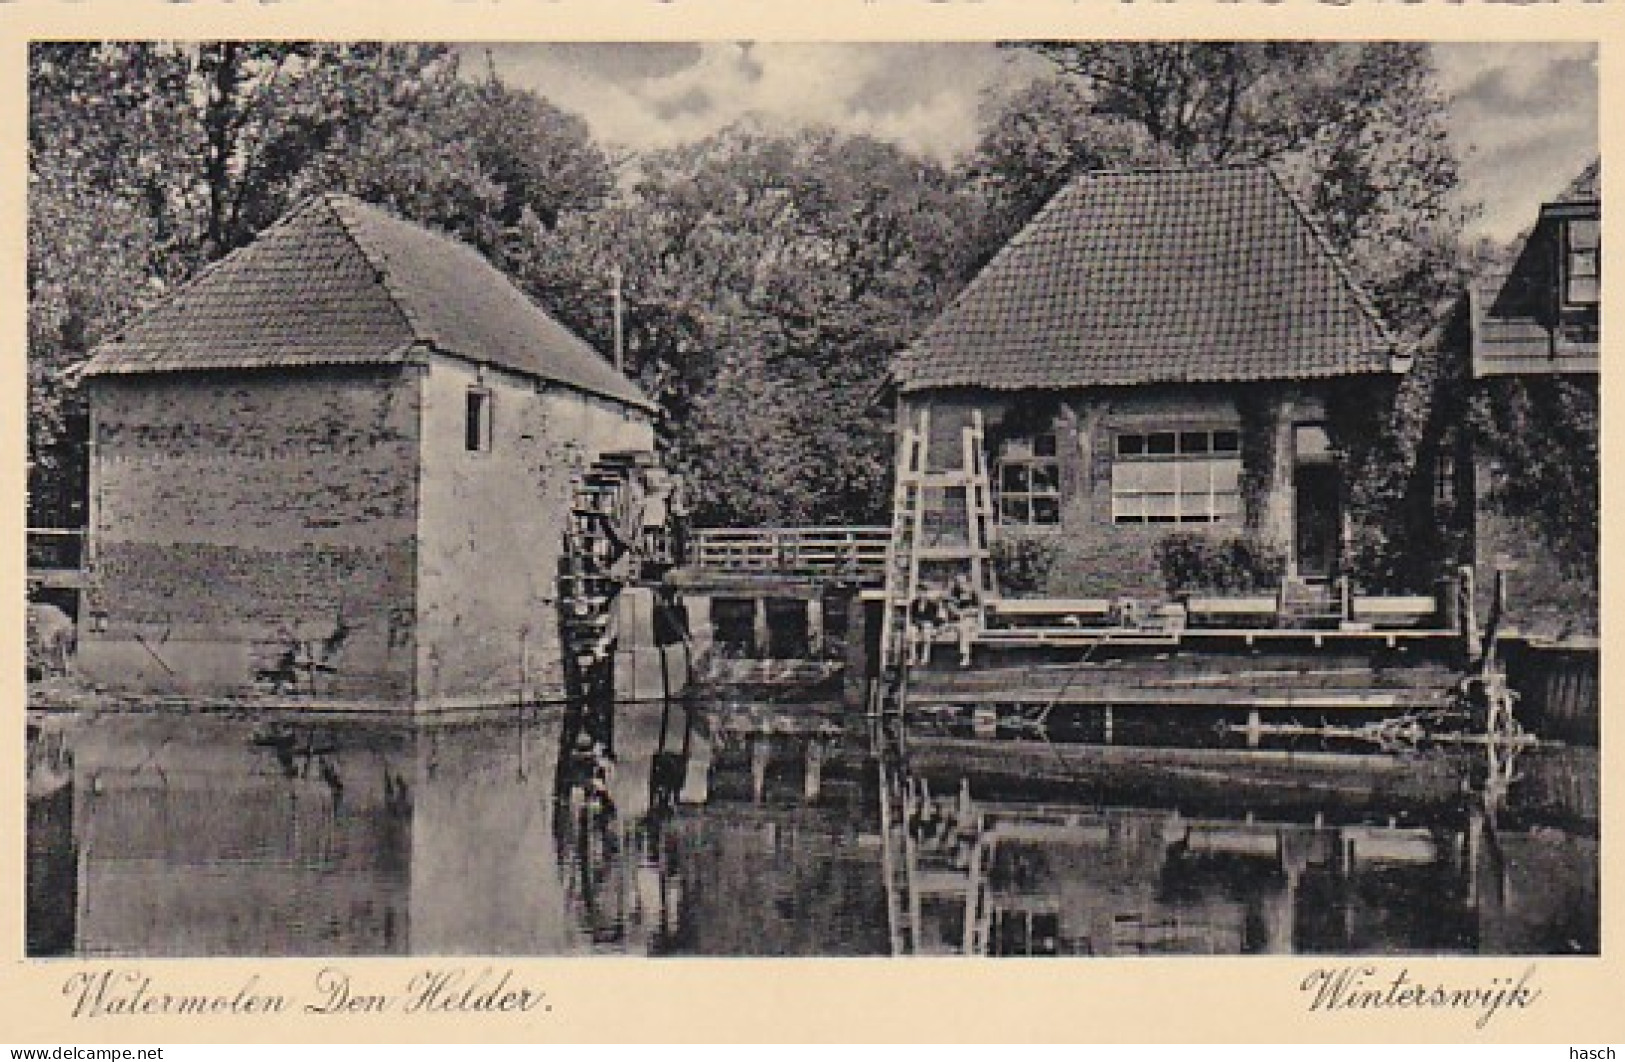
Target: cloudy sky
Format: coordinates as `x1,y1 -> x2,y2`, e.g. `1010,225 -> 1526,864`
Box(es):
477,42 -> 1596,244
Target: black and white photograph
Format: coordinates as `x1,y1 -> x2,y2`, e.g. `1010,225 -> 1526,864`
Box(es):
23,38 -> 1599,970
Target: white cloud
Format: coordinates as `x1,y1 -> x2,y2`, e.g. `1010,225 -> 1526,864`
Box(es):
1434,43 -> 1598,240
477,43 -> 1598,242
478,42 -> 1035,161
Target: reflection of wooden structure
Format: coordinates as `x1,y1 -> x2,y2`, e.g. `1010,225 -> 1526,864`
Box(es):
886,780 -> 1497,957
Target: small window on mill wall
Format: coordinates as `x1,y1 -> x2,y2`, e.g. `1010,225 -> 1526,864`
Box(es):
466,387 -> 492,452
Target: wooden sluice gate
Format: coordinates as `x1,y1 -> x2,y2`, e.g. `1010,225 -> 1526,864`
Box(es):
664,529 -> 888,701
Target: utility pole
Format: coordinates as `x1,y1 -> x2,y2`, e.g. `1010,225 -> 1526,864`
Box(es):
610,265 -> 625,372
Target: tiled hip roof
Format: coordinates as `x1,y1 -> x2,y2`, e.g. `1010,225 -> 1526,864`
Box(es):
83,194 -> 654,413
893,166 -> 1399,393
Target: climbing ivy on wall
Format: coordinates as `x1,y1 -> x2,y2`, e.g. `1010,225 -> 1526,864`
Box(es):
1325,373 -> 1414,591
1324,301 -> 1473,594
1470,374 -> 1599,582
1234,390 -> 1276,537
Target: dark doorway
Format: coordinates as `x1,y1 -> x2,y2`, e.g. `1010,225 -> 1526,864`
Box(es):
1293,425 -> 1339,580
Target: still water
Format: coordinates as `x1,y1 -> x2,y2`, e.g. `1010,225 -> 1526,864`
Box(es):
26,699 -> 1597,958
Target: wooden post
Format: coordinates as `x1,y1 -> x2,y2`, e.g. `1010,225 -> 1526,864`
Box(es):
1458,564 -> 1481,661
803,738 -> 825,803
753,597 -> 771,659
1464,804 -> 1483,909
751,735 -> 771,804
1438,571 -> 1460,633
962,831 -> 985,955
806,596 -> 824,658
1483,564 -> 1510,668
610,265 -> 624,372
843,594 -> 874,709
1341,835 -> 1358,947
1269,834 -> 1303,955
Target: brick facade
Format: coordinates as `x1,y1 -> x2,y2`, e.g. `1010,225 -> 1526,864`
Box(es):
74,195 -> 657,708
902,384 -> 1334,601
80,359 -> 654,708
82,368 -> 422,699
414,355 -> 654,708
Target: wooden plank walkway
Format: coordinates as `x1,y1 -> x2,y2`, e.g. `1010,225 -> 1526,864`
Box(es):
905,737 -> 1470,813
905,657 -> 1461,711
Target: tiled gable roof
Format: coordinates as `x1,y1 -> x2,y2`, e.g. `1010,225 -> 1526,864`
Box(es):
84,194 -> 654,411
892,166 -> 1399,393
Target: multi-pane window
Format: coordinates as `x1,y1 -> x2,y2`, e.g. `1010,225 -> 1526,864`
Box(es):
996,433 -> 1061,525
465,387 -> 492,452
1111,429 -> 1241,524
1565,217 -> 1600,306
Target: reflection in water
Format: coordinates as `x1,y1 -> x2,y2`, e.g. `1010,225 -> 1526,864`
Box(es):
25,697 -> 1597,957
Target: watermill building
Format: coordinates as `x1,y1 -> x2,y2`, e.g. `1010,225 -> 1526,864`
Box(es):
77,194 -> 655,710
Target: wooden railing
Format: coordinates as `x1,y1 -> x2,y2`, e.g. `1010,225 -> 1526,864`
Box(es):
691,526 -> 890,577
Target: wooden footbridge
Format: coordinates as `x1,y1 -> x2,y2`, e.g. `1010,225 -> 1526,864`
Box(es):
676,526 -> 889,589
664,526 -> 888,669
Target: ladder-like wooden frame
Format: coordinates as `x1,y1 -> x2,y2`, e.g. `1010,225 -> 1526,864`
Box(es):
879,406 -> 1000,677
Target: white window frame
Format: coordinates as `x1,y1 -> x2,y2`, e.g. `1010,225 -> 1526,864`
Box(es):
1565,217 -> 1600,308
1111,428 -> 1242,525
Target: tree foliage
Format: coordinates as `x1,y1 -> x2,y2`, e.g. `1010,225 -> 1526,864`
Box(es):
508,126 -> 980,524
27,43 -> 611,524
1470,376 -> 1599,580
976,43 -> 1470,329
30,42 -> 1496,541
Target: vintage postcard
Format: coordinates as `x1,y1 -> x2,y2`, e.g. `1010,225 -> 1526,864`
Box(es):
4,0 -> 1621,1044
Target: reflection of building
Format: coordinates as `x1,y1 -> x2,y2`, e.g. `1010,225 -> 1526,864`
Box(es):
657,807 -> 888,956
911,801 -> 1490,957
51,702 -> 878,958
50,701 -> 888,958
60,714 -> 639,956
78,195 -> 655,708
890,166 -> 1407,595
653,713 -> 887,956
67,718 -> 414,956
29,706 -> 1597,957
26,722 -> 76,956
